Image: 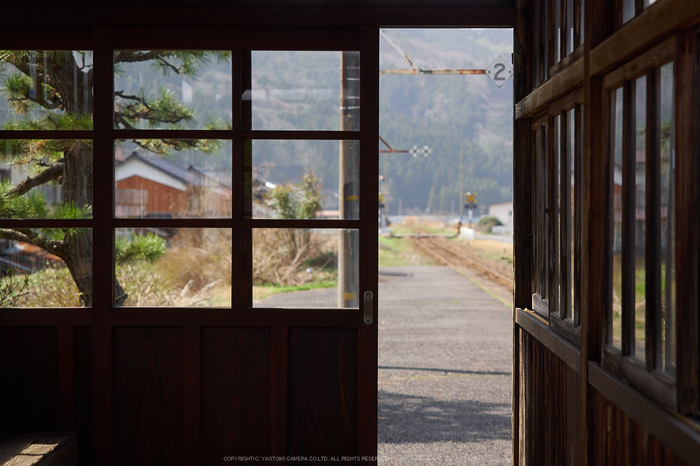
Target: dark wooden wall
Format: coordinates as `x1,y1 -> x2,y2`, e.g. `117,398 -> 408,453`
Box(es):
513,0 -> 700,464
590,389 -> 688,465
518,329 -> 581,465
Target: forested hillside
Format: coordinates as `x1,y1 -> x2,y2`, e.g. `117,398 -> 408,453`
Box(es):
379,28 -> 513,215
1,30 -> 513,215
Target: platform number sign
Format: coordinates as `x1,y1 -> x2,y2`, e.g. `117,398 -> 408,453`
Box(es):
485,56 -> 513,88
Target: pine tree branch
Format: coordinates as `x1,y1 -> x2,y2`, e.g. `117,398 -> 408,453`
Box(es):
0,228 -> 64,257
6,159 -> 63,197
113,51 -> 160,64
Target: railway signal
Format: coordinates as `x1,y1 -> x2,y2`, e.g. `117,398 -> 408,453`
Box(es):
464,192 -> 477,210
464,192 -> 477,227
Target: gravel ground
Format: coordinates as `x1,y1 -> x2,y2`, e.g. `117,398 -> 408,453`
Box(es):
378,266 -> 513,465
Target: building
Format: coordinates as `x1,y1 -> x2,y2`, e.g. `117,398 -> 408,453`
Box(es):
488,201 -> 513,226
115,151 -> 232,218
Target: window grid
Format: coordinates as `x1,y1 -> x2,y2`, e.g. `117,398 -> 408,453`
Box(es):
601,36 -> 681,410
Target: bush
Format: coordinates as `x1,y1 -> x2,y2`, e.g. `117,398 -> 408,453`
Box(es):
253,229 -> 336,287
476,215 -> 503,233
10,267 -> 81,307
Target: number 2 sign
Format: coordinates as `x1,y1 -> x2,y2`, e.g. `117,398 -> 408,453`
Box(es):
485,56 -> 513,87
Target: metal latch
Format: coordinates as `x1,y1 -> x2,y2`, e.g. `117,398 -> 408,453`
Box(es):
363,290 -> 373,325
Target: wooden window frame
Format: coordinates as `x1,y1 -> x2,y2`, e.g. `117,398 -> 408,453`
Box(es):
600,35 -> 698,413
530,88 -> 583,347
532,112 -> 550,318
0,27 -> 371,319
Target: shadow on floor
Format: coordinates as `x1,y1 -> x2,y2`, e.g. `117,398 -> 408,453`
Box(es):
378,390 -> 512,444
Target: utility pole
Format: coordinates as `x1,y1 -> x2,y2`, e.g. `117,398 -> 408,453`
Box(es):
339,51 -> 360,308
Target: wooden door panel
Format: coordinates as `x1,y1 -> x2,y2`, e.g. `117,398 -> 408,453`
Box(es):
111,327 -> 183,466
74,327 -> 92,464
200,327 -> 271,464
0,327 -> 57,434
287,327 -> 359,457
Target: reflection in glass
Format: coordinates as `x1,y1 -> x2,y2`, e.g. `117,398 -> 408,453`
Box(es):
115,140 -> 232,218
566,0 -> 575,55
534,125 -> 549,307
611,87 -> 623,348
250,51 -> 359,131
0,51 -> 93,129
622,0 -> 635,24
542,125 -> 549,302
115,228 -> 231,307
0,139 -> 93,219
658,62 -> 675,375
580,0 -> 585,48
553,115 -> 561,316
114,51 -> 232,130
253,229 -> 358,309
634,76 -> 647,361
567,108 -> 575,322
0,228 -> 91,308
554,0 -> 561,62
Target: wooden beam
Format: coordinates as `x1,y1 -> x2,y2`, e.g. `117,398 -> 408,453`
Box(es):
516,308 -> 582,373
674,30 -> 699,416
589,362 -> 700,466
590,0 -> 700,76
515,57 -> 584,120
0,7 -> 516,28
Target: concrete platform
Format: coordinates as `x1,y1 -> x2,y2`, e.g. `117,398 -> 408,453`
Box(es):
377,266 -> 512,465
258,265 -> 514,464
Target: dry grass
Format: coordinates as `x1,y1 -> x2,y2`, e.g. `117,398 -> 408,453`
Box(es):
253,228 -> 336,287
120,229 -> 232,306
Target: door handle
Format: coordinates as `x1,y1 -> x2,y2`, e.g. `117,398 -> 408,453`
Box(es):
363,290 -> 373,325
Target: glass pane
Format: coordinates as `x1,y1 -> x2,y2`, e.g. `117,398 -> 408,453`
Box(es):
114,51 -> 232,130
250,51 -> 359,131
580,0 -> 585,47
115,228 -> 231,307
1,139 -> 92,219
554,0 -> 561,62
567,108 -> 575,322
566,0 -> 575,55
611,87 -> 623,348
553,114 -> 561,315
634,76 -> 647,361
253,228 -> 358,309
540,124 -> 550,302
0,51 -> 93,129
622,0 -> 635,24
251,140 -> 358,220
534,128 -> 544,299
0,228 -> 91,307
115,139 -> 232,218
658,62 -> 675,376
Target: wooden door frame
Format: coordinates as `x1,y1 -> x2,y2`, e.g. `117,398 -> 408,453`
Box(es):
0,6 -> 516,465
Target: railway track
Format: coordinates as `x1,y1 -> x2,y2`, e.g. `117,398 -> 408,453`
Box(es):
413,235 -> 514,290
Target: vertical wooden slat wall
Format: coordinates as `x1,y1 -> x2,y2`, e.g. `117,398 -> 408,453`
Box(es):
513,0 -> 700,464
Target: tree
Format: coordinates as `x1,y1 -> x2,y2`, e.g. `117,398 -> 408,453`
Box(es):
266,170 -> 323,261
0,50 -> 228,306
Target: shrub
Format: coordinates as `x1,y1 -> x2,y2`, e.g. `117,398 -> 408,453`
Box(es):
476,215 -> 503,233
